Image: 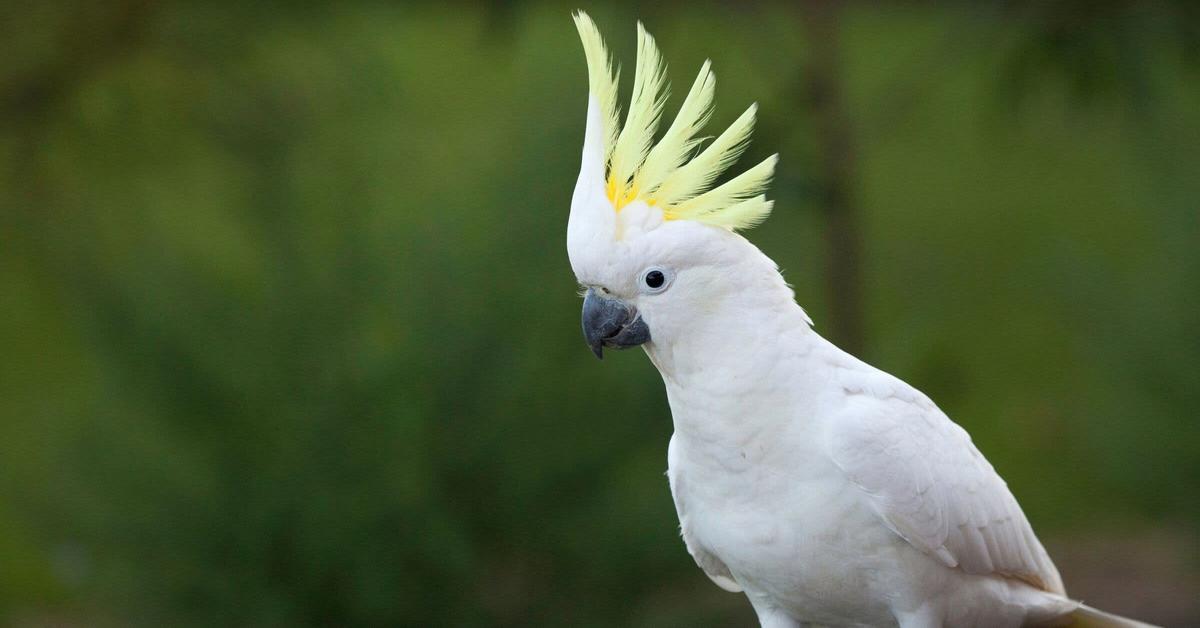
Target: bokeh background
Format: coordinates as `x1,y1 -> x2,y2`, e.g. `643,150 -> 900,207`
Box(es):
2,1 -> 1198,626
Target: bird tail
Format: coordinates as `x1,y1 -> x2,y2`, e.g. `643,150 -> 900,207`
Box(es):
1066,604 -> 1159,628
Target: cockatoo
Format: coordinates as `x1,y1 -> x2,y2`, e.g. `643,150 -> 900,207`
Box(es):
566,12 -> 1155,628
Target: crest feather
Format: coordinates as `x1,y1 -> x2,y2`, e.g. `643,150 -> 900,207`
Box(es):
652,104 -> 757,208
696,195 -> 774,231
609,22 -> 668,207
635,60 -> 715,199
573,12 -> 621,163
573,13 -> 776,232
668,154 -> 778,221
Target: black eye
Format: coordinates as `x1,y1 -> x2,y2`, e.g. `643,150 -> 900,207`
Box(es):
644,270 -> 665,289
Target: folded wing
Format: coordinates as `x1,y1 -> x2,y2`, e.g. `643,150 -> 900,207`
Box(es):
828,371 -> 1065,594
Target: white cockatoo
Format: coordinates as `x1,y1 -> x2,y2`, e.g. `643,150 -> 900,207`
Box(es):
566,13 -> 1154,628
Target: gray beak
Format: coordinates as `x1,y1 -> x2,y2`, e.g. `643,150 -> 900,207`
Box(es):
581,288 -> 651,359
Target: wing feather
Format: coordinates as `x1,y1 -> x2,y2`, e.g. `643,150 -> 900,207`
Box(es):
828,369 -> 1065,594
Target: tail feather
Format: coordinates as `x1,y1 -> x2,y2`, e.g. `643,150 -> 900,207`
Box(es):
1067,604 -> 1159,628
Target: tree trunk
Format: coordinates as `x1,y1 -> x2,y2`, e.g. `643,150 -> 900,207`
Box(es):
800,0 -> 865,356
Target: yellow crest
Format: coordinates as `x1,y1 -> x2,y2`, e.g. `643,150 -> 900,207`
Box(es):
573,11 -> 777,231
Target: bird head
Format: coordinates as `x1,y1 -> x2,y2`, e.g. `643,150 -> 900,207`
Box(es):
568,12 -> 784,359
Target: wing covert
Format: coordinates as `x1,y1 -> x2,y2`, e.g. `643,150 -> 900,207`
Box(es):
827,383 -> 1064,594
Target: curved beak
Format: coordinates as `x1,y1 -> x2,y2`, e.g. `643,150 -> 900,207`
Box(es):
581,288 -> 651,360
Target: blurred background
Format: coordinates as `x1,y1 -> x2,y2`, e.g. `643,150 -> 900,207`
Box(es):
2,1 -> 1198,626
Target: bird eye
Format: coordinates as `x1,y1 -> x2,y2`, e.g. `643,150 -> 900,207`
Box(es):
639,267 -> 672,294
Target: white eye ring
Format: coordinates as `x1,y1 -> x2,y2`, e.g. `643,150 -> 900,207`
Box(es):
638,267 -> 674,294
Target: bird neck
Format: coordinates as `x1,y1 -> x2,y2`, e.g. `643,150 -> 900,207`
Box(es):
643,284 -> 822,448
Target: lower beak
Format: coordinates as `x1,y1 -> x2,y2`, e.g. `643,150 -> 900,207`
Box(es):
581,288 -> 651,359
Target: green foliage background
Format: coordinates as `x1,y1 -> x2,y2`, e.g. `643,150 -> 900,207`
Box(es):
1,2 -> 1197,626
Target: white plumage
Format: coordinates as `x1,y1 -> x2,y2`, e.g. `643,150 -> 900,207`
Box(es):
566,12 -> 1155,628
648,271 -> 1088,627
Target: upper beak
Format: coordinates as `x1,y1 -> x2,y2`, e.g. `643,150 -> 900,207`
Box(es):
581,288 -> 651,359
